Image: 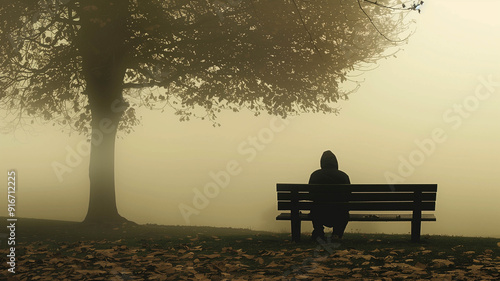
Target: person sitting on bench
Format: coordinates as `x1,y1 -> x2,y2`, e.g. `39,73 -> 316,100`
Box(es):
309,150 -> 351,241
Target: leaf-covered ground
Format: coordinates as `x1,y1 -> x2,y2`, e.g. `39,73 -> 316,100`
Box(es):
1,218 -> 499,280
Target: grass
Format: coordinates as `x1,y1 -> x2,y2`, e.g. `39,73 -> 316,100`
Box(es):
2,217 -> 499,280
9,217 -> 498,253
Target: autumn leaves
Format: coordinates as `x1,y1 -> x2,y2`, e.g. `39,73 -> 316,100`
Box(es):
2,234 -> 499,280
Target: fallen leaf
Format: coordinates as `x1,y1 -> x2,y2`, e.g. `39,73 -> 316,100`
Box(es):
307,267 -> 325,274
242,254 -> 254,259
202,253 -> 220,259
266,261 -> 279,267
431,259 -> 454,268
360,254 -> 375,260
381,270 -> 398,276
180,252 -> 194,259
352,268 -> 362,272
76,269 -> 107,275
467,264 -> 483,271
415,262 -> 427,270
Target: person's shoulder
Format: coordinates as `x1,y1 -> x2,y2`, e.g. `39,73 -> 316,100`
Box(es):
337,169 -> 350,183
310,169 -> 323,175
308,169 -> 324,184
338,170 -> 349,177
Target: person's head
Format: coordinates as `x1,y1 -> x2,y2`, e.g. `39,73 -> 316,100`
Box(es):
320,150 -> 338,169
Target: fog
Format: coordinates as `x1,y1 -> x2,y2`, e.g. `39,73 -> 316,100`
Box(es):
1,0 -> 500,238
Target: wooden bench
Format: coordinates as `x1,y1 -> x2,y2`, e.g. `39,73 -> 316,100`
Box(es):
276,184 -> 437,242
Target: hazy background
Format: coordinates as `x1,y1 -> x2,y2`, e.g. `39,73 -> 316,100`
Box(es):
1,0 -> 499,238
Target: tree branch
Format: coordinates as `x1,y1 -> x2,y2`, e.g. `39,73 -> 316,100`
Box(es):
357,0 -> 410,43
291,0 -> 322,56
364,0 -> 424,12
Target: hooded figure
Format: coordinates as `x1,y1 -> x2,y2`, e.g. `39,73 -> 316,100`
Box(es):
309,150 -> 351,240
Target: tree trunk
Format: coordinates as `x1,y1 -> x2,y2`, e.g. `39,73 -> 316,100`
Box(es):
81,52 -> 130,224
78,0 -> 131,224
82,71 -> 130,224
81,58 -> 128,224
83,108 -> 126,224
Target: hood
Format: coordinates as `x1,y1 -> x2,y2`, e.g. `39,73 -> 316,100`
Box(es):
320,150 -> 338,170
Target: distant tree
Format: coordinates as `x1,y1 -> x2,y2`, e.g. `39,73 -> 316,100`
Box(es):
0,0 -> 420,224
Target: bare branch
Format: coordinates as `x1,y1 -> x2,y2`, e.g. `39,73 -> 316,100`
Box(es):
357,0 -> 411,43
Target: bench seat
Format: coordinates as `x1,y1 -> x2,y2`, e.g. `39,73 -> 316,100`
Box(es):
276,213 -> 436,221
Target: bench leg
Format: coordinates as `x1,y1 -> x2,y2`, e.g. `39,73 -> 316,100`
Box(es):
411,220 -> 421,242
291,219 -> 301,242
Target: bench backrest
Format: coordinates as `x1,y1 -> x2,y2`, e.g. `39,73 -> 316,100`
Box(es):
277,184 -> 437,211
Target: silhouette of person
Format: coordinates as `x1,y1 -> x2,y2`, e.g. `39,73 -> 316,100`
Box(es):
309,150 -> 351,240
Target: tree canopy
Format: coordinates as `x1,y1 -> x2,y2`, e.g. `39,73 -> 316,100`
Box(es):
1,0 -> 415,134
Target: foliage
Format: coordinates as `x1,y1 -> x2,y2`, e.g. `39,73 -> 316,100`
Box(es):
1,0 -> 416,134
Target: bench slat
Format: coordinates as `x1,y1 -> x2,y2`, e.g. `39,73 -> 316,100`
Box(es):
277,192 -> 437,202
278,201 -> 436,211
277,184 -> 437,192
276,213 -> 436,221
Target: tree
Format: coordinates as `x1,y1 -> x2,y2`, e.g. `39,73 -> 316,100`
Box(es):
0,0 -> 419,224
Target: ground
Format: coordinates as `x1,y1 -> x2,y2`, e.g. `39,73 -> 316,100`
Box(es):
1,217 -> 499,280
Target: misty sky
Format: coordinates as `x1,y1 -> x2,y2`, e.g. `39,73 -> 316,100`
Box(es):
1,0 -> 500,238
